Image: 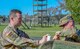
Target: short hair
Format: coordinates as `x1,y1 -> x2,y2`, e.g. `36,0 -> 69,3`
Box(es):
10,9 -> 22,16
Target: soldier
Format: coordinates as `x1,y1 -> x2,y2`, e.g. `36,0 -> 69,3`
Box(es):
53,14 -> 80,42
0,9 -> 47,49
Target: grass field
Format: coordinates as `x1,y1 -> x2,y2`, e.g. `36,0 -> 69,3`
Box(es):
0,23 -> 80,37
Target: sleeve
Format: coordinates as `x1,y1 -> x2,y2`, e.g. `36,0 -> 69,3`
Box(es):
3,31 -> 39,47
60,31 -> 65,37
60,33 -> 64,37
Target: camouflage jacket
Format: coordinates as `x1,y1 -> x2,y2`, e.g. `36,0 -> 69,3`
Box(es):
60,28 -> 80,42
0,24 -> 39,49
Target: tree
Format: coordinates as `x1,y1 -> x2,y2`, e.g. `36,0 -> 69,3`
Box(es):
65,0 -> 80,24
47,0 -> 68,24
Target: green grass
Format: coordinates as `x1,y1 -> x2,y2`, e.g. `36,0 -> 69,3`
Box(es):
21,26 -> 61,37
0,25 -> 7,32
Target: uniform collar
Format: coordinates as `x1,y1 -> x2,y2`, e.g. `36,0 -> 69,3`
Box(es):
8,24 -> 17,32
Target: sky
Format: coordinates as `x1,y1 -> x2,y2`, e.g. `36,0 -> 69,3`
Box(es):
0,0 -> 60,16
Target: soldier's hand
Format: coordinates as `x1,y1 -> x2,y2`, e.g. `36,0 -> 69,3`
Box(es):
53,31 -> 61,40
39,34 -> 48,45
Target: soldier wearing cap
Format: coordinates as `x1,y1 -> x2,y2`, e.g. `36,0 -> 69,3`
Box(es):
53,14 -> 80,42
0,9 -> 47,49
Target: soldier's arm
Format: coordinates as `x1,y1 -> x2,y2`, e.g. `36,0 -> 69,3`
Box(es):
53,31 -> 61,40
14,37 -> 39,47
3,31 -> 40,47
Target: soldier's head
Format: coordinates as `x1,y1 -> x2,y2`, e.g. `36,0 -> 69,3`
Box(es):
9,9 -> 22,27
59,14 -> 74,27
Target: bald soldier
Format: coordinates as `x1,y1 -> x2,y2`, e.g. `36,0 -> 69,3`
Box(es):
53,15 -> 80,42
0,9 -> 47,49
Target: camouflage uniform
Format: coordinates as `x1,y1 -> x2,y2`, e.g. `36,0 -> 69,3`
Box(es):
59,15 -> 80,42
60,28 -> 78,42
0,24 -> 39,49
